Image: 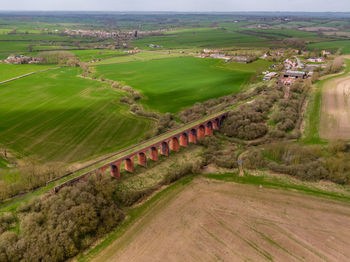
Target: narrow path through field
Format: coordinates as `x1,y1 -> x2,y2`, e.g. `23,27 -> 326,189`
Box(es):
0,67 -> 59,85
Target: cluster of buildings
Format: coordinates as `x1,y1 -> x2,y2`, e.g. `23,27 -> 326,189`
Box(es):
125,49 -> 141,54
260,50 -> 288,60
279,54 -> 328,86
199,49 -> 252,63
199,51 -> 230,62
284,58 -> 299,70
280,70 -> 308,86
261,49 -> 331,86
263,71 -> 278,81
1,55 -> 41,64
64,29 -> 118,39
63,29 -> 138,40
307,57 -> 325,63
148,44 -> 162,48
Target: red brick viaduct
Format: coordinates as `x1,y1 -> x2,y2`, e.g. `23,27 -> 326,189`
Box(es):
99,112 -> 228,178
52,112 -> 228,193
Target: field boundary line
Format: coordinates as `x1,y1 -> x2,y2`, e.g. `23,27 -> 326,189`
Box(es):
0,66 -> 59,85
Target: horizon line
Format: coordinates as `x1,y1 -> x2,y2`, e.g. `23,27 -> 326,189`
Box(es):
0,10 -> 350,13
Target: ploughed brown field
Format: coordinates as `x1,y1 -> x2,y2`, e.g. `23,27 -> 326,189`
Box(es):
320,74 -> 350,139
93,177 -> 350,262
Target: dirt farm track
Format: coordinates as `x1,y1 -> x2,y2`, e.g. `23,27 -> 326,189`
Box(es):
320,73 -> 350,139
92,177 -> 350,262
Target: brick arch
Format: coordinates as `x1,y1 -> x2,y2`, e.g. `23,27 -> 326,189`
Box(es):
189,129 -> 197,144
205,121 -> 213,136
125,157 -> 134,173
110,162 -> 121,178
138,152 -> 147,167
198,125 -> 205,139
213,118 -> 220,130
149,146 -> 159,161
170,136 -> 180,152
180,133 -> 189,147
161,141 -> 169,156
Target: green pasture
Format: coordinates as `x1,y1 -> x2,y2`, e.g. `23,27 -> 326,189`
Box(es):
132,27 -> 271,49
71,49 -> 125,62
0,32 -> 100,59
0,67 -> 155,163
92,51 -> 187,65
0,41 -> 35,59
308,40 -> 350,54
246,29 -> 321,40
95,56 -> 262,113
0,63 -> 55,82
0,156 -> 9,168
219,59 -> 273,72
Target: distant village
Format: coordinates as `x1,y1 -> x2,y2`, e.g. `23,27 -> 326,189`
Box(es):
198,48 -> 330,86
1,55 -> 41,64
62,28 -> 175,41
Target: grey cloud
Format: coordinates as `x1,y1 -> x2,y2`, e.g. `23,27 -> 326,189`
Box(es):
0,0 -> 349,12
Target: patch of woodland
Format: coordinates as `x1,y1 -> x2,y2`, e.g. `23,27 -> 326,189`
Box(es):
324,56 -> 345,74
268,80 -> 310,139
282,38 -> 306,50
220,87 -> 281,140
0,175 -> 124,262
0,161 -> 66,202
242,141 -> 350,185
0,158 -> 204,262
199,136 -> 239,169
37,51 -> 79,66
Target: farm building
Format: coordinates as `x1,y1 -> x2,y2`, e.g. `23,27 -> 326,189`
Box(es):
307,57 -> 325,63
280,77 -> 297,86
263,72 -> 278,81
283,70 -> 306,79
210,54 -> 231,61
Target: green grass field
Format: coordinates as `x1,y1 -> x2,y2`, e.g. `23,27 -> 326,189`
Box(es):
71,49 -> 125,62
0,67 -> 155,164
92,51 -> 187,65
0,63 -> 55,82
0,32 -> 101,59
0,156 -> 9,168
308,40 -> 350,54
132,27 -> 271,49
95,56 -> 257,113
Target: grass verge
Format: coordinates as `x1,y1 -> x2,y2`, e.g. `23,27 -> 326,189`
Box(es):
302,59 -> 350,144
204,172 -> 350,202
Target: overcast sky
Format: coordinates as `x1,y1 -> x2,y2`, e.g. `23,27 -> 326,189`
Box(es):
1,0 -> 349,12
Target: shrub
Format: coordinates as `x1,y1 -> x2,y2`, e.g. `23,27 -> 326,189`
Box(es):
162,160 -> 203,185
0,176 -> 125,262
156,113 -> 179,135
328,140 -> 347,154
243,149 -> 266,169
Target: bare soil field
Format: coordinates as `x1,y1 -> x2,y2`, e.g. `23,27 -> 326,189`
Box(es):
320,74 -> 350,139
92,177 -> 350,262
